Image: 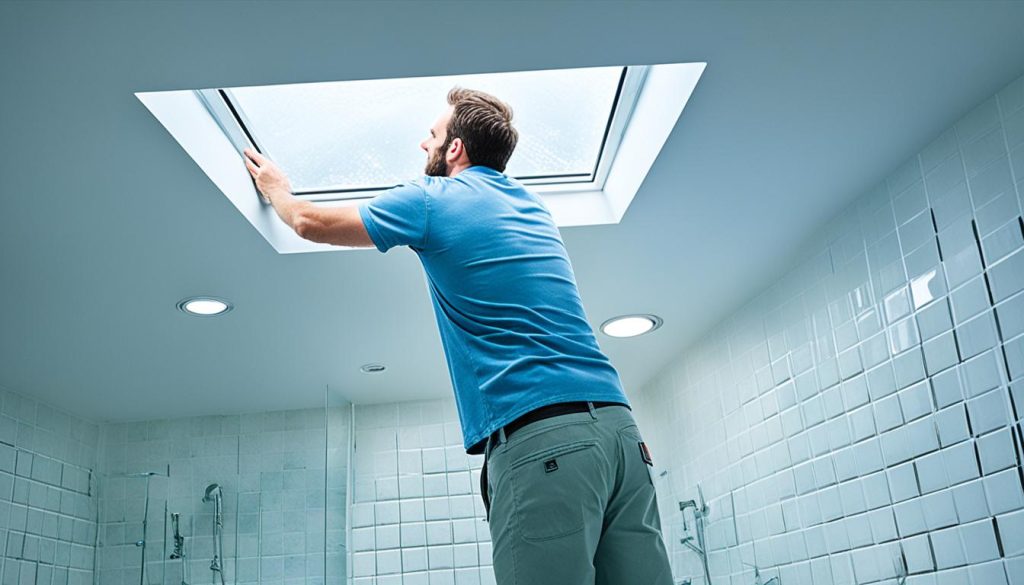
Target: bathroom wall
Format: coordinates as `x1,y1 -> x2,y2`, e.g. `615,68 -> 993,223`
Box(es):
0,387 -> 101,585
633,73 -> 1024,584
95,404 -> 350,585
350,398 -> 495,585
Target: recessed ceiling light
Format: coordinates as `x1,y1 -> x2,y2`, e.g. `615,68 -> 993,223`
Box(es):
600,314 -> 663,338
360,363 -> 386,374
177,296 -> 233,316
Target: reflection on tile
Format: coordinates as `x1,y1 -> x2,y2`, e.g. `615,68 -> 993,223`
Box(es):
883,287 -> 911,323
910,267 -> 945,309
888,317 -> 920,355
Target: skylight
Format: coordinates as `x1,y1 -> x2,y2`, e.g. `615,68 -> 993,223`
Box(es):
199,66 -> 646,198
139,62 -> 705,253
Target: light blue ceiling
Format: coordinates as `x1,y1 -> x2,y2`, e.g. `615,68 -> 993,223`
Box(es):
1,1 -> 1023,423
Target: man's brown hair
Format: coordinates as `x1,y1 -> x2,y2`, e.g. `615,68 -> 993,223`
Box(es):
446,87 -> 518,173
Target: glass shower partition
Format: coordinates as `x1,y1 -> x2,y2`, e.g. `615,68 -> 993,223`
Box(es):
93,391 -> 352,585
326,387 -> 352,585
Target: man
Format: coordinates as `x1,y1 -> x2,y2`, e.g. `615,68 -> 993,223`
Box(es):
243,87 -> 673,585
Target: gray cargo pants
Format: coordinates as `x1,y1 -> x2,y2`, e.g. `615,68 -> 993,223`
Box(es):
482,403 -> 673,585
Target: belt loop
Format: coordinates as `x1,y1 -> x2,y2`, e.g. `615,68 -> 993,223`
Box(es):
587,401 -> 598,419
498,426 -> 508,445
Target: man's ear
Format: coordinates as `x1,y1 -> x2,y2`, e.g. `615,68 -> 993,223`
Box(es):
447,137 -> 469,164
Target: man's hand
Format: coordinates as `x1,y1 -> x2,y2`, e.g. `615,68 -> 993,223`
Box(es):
241,148 -> 374,248
244,148 -> 291,204
242,148 -> 308,232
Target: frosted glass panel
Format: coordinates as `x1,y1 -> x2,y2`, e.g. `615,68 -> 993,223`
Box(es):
229,66 -> 624,192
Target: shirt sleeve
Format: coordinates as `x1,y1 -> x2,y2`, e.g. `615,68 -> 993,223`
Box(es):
358,182 -> 430,253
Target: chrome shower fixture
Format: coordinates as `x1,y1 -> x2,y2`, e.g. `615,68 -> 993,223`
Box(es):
743,562 -> 780,585
679,483 -> 711,585
202,483 -> 226,585
170,512 -> 184,560
118,466 -> 170,478
121,466 -> 168,585
202,483 -> 222,503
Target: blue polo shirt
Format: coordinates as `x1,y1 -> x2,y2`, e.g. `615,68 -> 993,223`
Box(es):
358,166 -> 629,452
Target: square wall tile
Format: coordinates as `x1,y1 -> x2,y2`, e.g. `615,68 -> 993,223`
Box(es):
952,479 -> 991,523
929,525 -> 966,570
997,508 -> 1024,557
984,468 -> 1024,514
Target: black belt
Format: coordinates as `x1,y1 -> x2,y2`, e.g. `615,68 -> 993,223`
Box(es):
469,400 -> 629,455
475,400 -> 629,521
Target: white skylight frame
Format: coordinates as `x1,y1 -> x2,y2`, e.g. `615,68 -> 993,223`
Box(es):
196,66 -> 647,201
138,62 -> 705,254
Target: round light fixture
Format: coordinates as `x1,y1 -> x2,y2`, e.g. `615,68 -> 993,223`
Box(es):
600,314 -> 663,338
360,363 -> 387,374
177,296 -> 233,317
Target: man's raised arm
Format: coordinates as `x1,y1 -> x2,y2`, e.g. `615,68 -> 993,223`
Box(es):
244,149 -> 374,248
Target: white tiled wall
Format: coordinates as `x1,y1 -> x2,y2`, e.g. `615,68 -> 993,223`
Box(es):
350,399 -> 495,585
7,68 -> 1022,585
96,405 -> 350,585
0,387 -> 101,585
633,73 -> 1024,585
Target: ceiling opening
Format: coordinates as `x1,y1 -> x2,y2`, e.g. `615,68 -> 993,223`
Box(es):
198,65 -> 648,200
139,62 -> 705,253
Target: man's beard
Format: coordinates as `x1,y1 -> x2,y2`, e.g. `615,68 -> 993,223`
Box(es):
424,140 -> 451,177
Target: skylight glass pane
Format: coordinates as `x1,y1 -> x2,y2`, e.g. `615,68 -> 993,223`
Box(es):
228,66 -> 624,192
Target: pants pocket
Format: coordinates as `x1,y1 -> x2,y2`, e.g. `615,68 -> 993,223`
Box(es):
508,441 -> 599,542
616,424 -> 654,486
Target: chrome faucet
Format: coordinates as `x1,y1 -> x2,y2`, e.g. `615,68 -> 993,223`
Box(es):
743,562 -> 780,585
169,510 -> 190,584
170,512 -> 184,560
